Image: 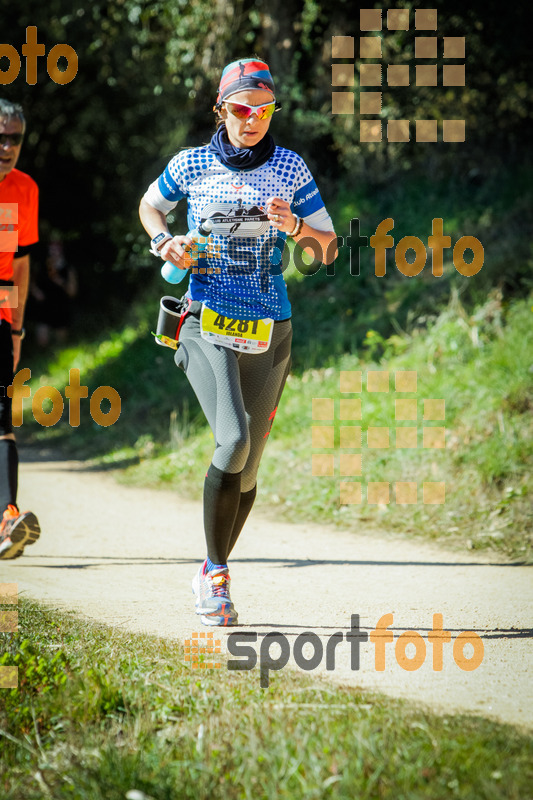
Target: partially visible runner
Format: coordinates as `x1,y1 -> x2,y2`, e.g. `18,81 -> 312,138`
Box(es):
139,58 -> 336,625
30,238 -> 78,348
0,99 -> 41,560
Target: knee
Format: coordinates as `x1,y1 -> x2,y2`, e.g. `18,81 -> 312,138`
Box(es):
217,428 -> 251,473
229,428 -> 251,467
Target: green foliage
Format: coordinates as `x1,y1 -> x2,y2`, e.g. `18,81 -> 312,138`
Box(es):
0,637 -> 69,734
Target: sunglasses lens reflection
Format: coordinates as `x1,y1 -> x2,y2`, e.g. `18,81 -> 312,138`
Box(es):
226,103 -> 275,121
229,104 -> 250,119
257,105 -> 276,120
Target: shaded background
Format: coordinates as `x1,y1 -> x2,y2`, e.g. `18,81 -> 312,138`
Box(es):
1,0 -> 531,350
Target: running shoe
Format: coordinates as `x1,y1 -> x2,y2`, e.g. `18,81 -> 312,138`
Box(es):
192,560 -> 238,626
0,505 -> 41,560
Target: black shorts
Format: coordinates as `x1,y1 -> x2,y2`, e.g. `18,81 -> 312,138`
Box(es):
0,319 -> 14,436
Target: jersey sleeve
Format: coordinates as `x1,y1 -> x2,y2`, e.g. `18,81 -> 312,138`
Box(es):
18,176 -> 39,247
142,152 -> 189,214
290,155 -> 334,232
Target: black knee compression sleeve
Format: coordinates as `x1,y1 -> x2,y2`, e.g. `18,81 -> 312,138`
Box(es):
203,463 -> 242,565
0,439 -> 18,516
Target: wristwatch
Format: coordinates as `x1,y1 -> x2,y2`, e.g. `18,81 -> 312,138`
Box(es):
150,232 -> 173,257
11,327 -> 25,339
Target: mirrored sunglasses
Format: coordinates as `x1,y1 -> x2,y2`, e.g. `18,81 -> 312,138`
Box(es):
223,101 -> 280,121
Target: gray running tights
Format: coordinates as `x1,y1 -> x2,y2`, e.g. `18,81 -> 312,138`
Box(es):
174,314 -> 292,492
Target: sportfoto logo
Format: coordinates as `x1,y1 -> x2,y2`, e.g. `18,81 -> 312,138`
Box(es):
227,614 -> 484,688
2,205 -> 483,284
0,204 -> 20,261
0,26 -> 78,85
7,368 -> 121,427
184,631 -> 222,669
218,217 -> 484,280
300,217 -> 484,278
332,8 -> 466,143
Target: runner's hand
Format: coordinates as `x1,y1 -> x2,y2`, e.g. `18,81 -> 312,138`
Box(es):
158,235 -> 194,269
266,197 -> 297,234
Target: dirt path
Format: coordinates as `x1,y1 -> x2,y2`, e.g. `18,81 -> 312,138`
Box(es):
4,452 -> 532,730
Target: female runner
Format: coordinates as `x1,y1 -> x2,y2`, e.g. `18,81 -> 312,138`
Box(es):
139,58 -> 336,625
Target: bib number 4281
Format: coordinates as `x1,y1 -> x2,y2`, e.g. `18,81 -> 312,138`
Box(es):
212,315 -> 260,335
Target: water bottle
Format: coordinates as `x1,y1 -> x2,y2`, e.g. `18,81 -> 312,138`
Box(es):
161,219 -> 213,284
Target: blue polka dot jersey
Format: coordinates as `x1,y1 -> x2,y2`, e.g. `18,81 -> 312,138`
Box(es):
143,145 -> 334,321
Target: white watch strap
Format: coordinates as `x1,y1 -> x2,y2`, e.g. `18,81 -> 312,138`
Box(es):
150,233 -> 172,257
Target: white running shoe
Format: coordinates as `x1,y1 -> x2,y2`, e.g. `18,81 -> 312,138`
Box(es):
192,560 -> 238,626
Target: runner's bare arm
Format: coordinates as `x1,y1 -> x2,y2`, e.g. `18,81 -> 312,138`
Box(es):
139,197 -> 192,268
11,254 -> 30,370
138,197 -> 170,241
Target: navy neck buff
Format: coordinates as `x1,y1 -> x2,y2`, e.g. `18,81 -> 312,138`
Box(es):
208,124 -> 275,171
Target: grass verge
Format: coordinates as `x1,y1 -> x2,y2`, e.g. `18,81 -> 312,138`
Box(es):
19,291 -> 533,561
1,599 -> 531,799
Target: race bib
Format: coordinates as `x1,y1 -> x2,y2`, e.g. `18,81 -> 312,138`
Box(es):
200,305 -> 273,353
